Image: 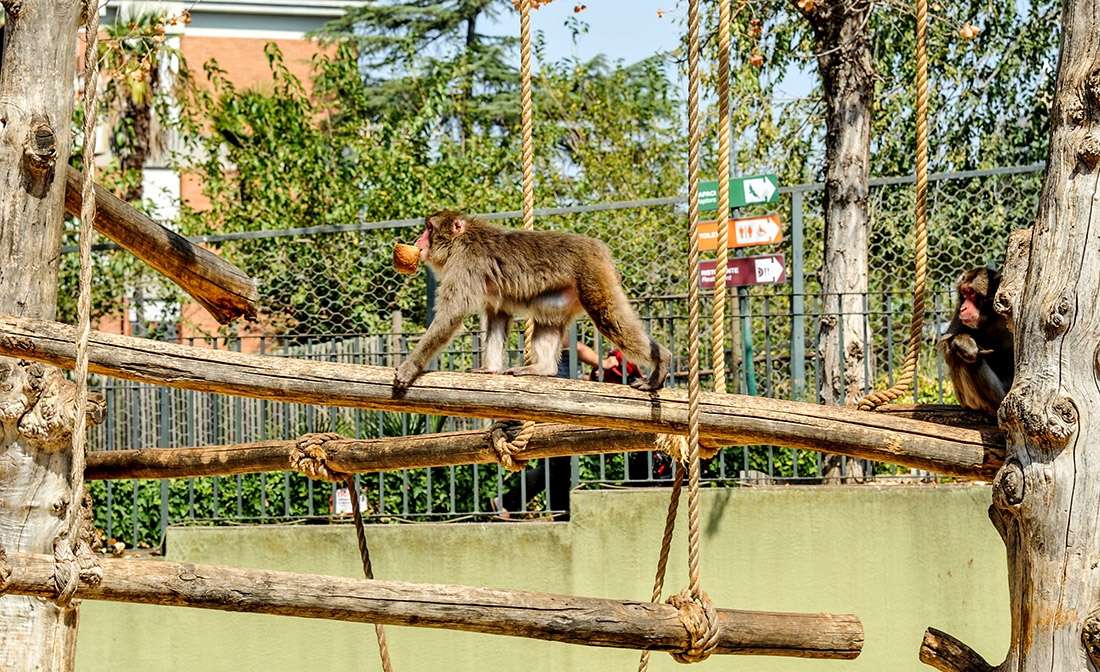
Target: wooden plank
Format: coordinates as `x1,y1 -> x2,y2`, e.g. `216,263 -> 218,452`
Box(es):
64,166 -> 258,324
0,552 -> 863,659
84,424 -> 656,480
0,313 -> 1004,480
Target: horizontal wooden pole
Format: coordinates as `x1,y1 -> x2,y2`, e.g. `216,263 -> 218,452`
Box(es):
65,166 -> 258,324
84,424 -> 656,480
0,313 -> 1004,480
0,552 -> 862,658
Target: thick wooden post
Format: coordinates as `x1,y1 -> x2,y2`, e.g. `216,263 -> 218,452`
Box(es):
0,0 -> 86,669
923,5 -> 1100,671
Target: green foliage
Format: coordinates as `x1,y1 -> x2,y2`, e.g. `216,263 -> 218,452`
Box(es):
698,0 -> 1058,179
310,0 -> 520,140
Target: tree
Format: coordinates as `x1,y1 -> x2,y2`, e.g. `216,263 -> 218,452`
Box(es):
312,0 -> 520,148
0,0 -> 89,668
98,9 -> 190,202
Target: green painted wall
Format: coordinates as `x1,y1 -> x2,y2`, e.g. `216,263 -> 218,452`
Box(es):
75,485 -> 1009,671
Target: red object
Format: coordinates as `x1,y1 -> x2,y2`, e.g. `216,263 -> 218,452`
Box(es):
605,349 -> 643,383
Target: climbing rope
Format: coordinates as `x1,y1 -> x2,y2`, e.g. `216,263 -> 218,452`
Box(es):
291,434 -> 394,671
491,0 -> 542,477
710,0 -> 733,394
857,0 -> 930,411
347,476 -> 395,672
640,0 -> 721,667
55,0 -> 105,608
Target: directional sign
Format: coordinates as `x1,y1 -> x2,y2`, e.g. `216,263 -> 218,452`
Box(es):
700,174 -> 780,211
699,214 -> 783,251
700,254 -> 787,289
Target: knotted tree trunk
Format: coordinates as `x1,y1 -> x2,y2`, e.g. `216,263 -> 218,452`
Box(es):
924,4 -> 1100,671
0,0 -> 87,669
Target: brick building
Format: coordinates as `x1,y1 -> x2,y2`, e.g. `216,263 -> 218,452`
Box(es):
97,0 -> 369,339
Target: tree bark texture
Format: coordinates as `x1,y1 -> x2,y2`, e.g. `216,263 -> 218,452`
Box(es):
0,0 -> 86,669
63,167 -> 259,324
971,5 -> 1100,670
794,0 -> 874,482
0,552 -> 864,659
0,313 -> 1006,480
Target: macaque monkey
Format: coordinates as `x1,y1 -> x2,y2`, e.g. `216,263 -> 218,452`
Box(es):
393,211 -> 672,392
938,267 -> 1014,417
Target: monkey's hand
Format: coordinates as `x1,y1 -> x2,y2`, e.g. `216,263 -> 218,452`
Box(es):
949,333 -> 982,363
394,362 -> 422,390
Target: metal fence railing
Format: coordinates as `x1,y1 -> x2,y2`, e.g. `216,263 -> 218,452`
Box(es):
77,163 -> 1042,546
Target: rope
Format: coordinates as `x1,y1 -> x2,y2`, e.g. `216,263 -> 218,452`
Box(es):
489,421 -> 534,472
347,476 -> 394,672
499,0 -> 539,458
857,0 -> 929,411
290,433 -> 349,482
710,0 -> 732,394
637,464 -> 683,671
54,0 -> 103,608
683,0 -> 707,608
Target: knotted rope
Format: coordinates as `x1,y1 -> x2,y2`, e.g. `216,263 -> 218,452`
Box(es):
491,0 -> 542,466
641,0 -> 721,667
489,420 -> 535,472
55,0 -> 105,608
857,0 -> 929,411
290,433 -> 392,670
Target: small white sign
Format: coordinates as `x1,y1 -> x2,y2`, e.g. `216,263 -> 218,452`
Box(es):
332,487 -> 370,515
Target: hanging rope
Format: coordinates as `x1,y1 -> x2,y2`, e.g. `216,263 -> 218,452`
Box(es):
54,0 -> 105,608
710,0 -> 733,394
637,463 -> 683,671
347,476 -> 395,672
492,0 -> 541,473
857,0 -> 930,411
290,433 -> 394,671
639,0 -> 720,667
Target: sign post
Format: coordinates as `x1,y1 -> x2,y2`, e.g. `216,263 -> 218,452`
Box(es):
700,174 -> 779,211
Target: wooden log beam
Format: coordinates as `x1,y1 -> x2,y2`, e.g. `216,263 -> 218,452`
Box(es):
0,552 -> 863,659
0,313 -> 1005,480
84,424 -> 656,480
64,166 -> 258,324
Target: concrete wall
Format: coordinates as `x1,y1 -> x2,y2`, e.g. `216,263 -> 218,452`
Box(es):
74,485 -> 1009,672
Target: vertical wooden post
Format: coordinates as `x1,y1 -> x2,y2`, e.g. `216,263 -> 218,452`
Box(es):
972,4 -> 1100,671
0,0 -> 86,669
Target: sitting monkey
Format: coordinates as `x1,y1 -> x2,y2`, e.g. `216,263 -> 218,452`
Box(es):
394,211 -> 672,392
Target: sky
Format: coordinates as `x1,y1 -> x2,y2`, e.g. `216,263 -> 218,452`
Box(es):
516,1 -> 685,66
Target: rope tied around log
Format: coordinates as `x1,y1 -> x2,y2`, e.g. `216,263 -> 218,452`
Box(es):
52,491 -> 102,608
488,421 -> 534,472
52,0 -> 104,609
290,433 -> 350,482
668,588 -> 722,664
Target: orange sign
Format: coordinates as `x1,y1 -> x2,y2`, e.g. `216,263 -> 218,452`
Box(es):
700,214 -> 783,251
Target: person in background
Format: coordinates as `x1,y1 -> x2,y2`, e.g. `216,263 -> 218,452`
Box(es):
496,342 -> 670,519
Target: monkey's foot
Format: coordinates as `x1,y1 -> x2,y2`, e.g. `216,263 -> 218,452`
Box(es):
502,365 -> 557,377
393,363 -> 421,390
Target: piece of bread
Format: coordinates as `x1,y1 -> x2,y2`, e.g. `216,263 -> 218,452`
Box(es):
393,243 -> 420,275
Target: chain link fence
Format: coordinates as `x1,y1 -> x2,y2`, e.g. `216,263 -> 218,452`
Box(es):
80,164 -> 1041,547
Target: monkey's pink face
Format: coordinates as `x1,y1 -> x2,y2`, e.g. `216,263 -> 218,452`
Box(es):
415,223 -> 433,261
959,286 -> 982,328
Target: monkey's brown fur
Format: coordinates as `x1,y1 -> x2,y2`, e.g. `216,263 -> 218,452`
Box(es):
938,267 -> 1014,417
393,211 -> 672,392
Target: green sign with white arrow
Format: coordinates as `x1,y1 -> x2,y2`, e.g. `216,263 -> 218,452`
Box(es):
700,174 -> 779,211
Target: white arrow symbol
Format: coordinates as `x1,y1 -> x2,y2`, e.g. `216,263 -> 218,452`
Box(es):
735,216 -> 781,244
743,177 -> 777,203
754,257 -> 784,283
